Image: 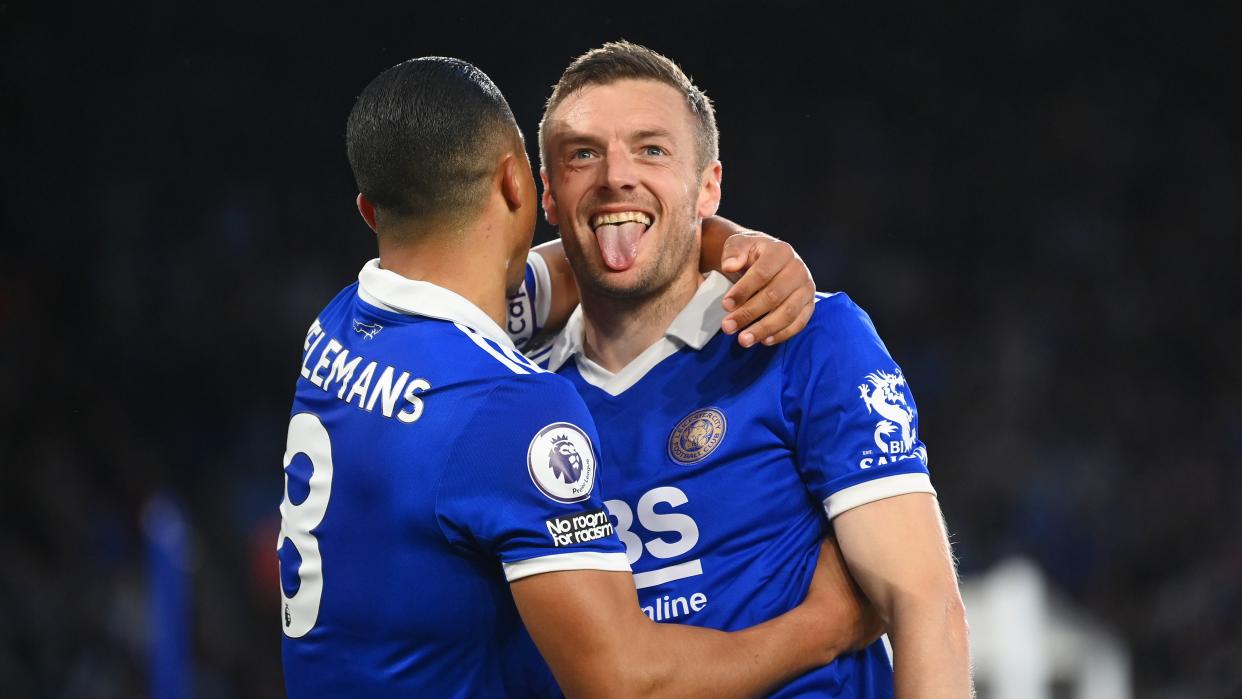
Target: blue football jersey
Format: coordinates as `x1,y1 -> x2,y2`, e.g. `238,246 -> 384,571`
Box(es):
515,271 -> 936,698
279,259 -> 629,698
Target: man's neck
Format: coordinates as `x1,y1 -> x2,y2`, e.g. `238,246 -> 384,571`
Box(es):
376,221 -> 512,328
579,267 -> 703,373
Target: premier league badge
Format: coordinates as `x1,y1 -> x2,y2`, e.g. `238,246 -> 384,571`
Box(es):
668,407 -> 727,464
527,422 -> 597,503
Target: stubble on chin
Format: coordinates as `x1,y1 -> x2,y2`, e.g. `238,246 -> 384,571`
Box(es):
570,215 -> 700,302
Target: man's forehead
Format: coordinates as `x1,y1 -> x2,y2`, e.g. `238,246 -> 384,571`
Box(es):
546,79 -> 694,138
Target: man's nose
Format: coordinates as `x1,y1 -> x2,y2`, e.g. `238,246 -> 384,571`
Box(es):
599,143 -> 638,191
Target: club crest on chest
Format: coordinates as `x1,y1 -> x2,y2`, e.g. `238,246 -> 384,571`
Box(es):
667,408 -> 727,465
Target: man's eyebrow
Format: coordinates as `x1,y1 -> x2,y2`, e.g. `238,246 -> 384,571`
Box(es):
545,125 -> 675,151
546,124 -> 604,147
632,128 -> 674,141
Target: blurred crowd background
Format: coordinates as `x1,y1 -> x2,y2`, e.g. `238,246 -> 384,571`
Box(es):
2,2 -> 1239,697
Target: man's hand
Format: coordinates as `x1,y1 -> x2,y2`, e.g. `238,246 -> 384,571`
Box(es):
700,217 -> 817,348
796,537 -> 885,656
719,232 -> 816,347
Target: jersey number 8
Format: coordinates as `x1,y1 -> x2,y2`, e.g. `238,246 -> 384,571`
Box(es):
279,412 -> 334,638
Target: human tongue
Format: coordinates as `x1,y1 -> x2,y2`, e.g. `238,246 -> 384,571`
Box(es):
595,221 -> 647,271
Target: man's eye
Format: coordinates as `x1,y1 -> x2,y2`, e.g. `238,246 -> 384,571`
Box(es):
643,146 -> 666,156
572,149 -> 595,160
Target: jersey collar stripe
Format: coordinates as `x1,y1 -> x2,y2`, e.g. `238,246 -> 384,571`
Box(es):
573,338 -> 682,396
500,344 -> 548,373
664,271 -> 731,350
356,259 -> 516,349
526,345 -> 554,366
545,272 -> 732,395
453,323 -> 531,374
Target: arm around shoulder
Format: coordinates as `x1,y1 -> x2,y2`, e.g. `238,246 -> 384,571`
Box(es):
530,240 -> 581,339
511,566 -> 840,699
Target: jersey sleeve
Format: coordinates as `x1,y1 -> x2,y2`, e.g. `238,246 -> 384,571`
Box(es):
434,374 -> 630,582
783,294 -> 936,520
505,252 -> 553,353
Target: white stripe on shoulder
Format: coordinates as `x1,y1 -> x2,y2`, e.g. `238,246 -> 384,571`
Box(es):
814,291 -> 838,303
501,344 -> 548,374
454,322 -> 530,375
503,551 -> 632,582
822,472 -> 936,519
526,344 -> 554,365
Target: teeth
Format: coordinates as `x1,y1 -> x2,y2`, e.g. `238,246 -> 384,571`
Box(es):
591,211 -> 653,229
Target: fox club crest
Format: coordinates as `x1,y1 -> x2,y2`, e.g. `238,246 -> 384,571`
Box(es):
352,319 -> 383,340
527,422 -> 597,503
668,408 -> 727,465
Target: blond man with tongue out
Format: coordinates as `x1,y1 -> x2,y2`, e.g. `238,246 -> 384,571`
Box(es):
529,42 -> 972,698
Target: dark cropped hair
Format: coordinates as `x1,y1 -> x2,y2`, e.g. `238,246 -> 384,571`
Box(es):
347,57 -> 518,226
539,41 -> 719,171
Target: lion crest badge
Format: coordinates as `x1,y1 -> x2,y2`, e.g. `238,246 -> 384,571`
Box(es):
668,407 -> 727,465
528,422 -> 597,503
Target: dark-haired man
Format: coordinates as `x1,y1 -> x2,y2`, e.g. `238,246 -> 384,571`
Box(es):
532,42 -> 972,697
279,56 -> 877,698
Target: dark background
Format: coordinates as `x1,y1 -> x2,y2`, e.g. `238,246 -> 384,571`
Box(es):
3,1 -> 1239,696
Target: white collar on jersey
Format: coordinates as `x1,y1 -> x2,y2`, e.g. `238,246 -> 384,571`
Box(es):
544,271 -> 731,396
355,258 -> 517,350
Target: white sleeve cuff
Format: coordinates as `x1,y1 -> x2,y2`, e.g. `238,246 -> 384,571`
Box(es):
526,251 -> 553,330
503,551 -> 632,582
823,473 -> 937,519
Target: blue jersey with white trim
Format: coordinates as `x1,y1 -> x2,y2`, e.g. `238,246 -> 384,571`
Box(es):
537,274 -> 933,698
280,262 -> 628,698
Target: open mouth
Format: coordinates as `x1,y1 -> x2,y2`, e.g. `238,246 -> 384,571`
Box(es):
590,210 -> 653,271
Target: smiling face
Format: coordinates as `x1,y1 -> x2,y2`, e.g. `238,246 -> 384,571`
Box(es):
541,79 -> 721,301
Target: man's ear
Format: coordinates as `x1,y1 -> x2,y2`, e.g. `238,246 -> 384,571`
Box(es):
540,167 -> 559,225
695,161 -> 723,219
500,153 -> 526,212
356,193 -> 378,232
